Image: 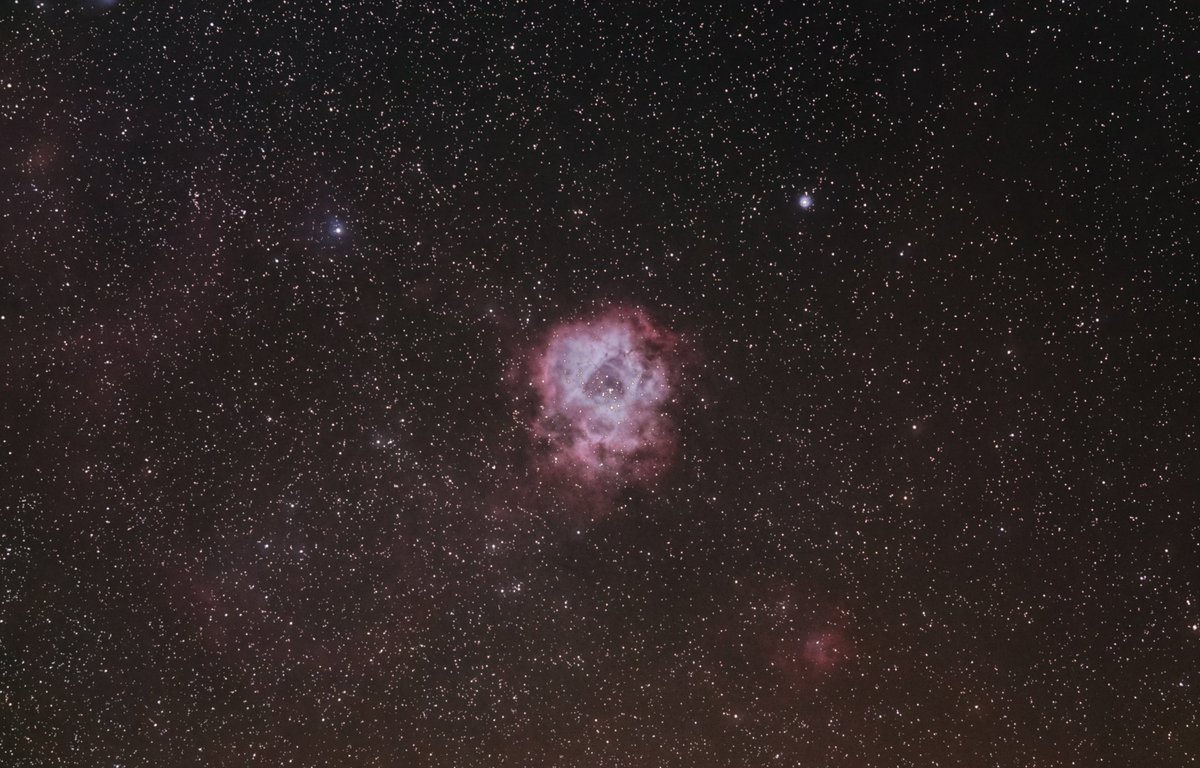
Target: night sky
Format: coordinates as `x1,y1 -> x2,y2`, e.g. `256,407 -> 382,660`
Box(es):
3,1 -> 1198,766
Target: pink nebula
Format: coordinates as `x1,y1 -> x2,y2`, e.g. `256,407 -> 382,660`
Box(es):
529,307 -> 679,486
768,626 -> 853,684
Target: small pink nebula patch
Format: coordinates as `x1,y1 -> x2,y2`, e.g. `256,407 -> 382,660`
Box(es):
529,307 -> 679,486
766,626 -> 852,689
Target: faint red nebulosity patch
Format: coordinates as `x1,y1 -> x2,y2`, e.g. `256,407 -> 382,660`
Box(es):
757,582 -> 855,686
519,306 -> 682,497
769,625 -> 854,684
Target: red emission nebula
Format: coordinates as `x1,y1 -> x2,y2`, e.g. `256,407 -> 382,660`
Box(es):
521,307 -> 681,493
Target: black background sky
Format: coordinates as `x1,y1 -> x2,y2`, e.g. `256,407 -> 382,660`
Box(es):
3,1 -> 1198,766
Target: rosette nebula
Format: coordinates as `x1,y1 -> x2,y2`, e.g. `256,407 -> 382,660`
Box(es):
530,308 -> 679,486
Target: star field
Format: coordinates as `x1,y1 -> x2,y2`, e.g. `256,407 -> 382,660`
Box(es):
2,1 -> 1198,766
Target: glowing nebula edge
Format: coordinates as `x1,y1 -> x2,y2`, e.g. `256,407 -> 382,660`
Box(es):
527,307 -> 680,489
